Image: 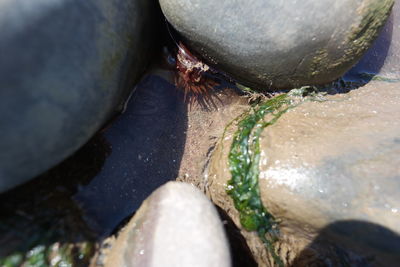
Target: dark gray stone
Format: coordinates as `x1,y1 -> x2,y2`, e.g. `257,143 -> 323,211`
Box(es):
160,0 -> 393,89
0,0 -> 157,192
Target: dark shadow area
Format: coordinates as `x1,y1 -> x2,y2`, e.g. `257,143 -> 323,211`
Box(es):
163,21 -> 236,111
0,74 -> 188,265
114,0 -> 166,114
216,206 -> 258,267
0,134 -> 110,266
319,10 -> 394,96
74,74 -> 188,235
343,8 -> 394,84
306,6 -> 395,97
294,220 -> 400,267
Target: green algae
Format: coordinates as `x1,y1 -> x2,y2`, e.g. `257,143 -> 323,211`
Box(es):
359,72 -> 400,83
0,135 -> 109,267
0,196 -> 96,267
0,242 -> 94,267
226,86 -> 323,266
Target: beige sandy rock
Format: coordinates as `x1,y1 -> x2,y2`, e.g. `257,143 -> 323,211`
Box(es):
104,182 -> 231,267
208,79 -> 400,266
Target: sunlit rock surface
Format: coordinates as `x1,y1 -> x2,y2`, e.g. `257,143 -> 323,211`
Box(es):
160,0 -> 393,89
104,182 -> 231,267
207,3 -> 400,265
209,81 -> 400,266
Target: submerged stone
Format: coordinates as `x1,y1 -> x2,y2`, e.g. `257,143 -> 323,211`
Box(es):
160,0 -> 393,89
0,0 -> 158,192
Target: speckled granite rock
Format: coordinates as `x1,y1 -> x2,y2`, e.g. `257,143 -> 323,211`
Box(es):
104,182 -> 231,267
0,0 -> 157,192
160,0 -> 393,89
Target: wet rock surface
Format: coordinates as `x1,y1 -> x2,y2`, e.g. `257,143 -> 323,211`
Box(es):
204,4 -> 400,265
1,1 -> 399,266
255,81 -> 400,235
103,182 -> 231,267
264,81 -> 400,265
208,59 -> 400,266
0,135 -> 107,266
209,80 -> 400,266
160,0 -> 393,89
0,0 -> 158,192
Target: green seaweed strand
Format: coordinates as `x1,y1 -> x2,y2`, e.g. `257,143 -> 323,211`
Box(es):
227,87 -> 318,266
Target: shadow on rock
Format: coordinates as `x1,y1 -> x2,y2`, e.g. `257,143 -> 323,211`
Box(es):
319,5 -> 396,96
344,2 -> 395,83
215,206 -> 258,267
74,74 -> 188,235
294,220 -> 400,267
0,73 -> 188,265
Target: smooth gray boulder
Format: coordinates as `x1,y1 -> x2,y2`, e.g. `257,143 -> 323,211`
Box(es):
160,0 -> 393,89
0,0 -> 157,192
103,182 -> 231,267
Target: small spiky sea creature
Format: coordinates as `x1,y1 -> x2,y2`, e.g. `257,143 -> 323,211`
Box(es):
174,42 -> 218,105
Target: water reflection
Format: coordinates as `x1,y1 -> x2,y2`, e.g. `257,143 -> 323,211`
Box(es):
74,74 -> 187,234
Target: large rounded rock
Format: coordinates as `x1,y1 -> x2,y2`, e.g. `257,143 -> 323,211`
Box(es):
209,79 -> 400,266
103,182 -> 231,267
207,5 -> 400,263
0,0 -> 157,192
160,0 -> 393,89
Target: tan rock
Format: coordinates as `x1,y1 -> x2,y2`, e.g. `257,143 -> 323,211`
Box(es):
104,182 -> 231,267
208,80 -> 400,266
